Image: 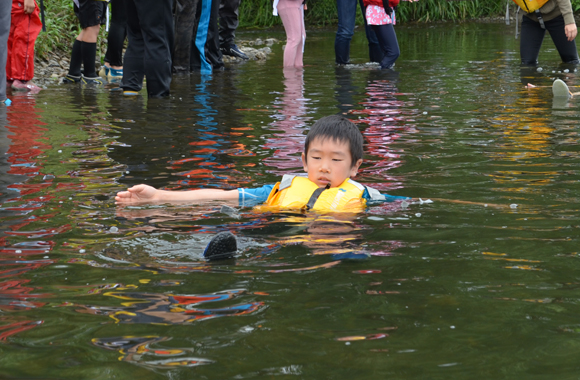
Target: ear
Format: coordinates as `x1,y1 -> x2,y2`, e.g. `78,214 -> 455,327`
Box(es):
349,159 -> 363,178
301,152 -> 308,172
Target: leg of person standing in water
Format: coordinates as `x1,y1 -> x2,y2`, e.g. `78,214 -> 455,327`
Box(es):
205,0 -> 225,70
358,0 -> 382,63
372,24 -> 399,69
102,0 -> 127,79
0,0 -> 11,105
520,15 -> 549,66
277,0 -> 305,68
190,0 -> 224,72
219,0 -> 248,59
545,15 -> 579,64
173,0 -> 199,73
335,0 -> 382,65
520,15 -> 579,65
7,0 -> 43,93
64,0 -> 106,85
121,0 -> 173,97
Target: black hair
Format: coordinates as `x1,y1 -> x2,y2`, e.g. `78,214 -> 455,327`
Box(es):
304,115 -> 363,167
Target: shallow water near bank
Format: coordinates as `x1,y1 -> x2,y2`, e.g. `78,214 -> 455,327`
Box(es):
2,23 -> 580,379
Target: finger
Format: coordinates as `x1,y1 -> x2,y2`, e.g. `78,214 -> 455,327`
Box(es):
127,185 -> 144,193
115,191 -> 131,200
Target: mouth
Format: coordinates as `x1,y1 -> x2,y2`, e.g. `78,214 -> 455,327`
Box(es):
317,177 -> 331,186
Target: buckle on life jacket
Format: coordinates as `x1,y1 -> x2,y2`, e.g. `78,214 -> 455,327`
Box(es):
535,10 -> 545,29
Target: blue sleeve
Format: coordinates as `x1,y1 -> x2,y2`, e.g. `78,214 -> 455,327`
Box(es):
238,184 -> 275,207
362,187 -> 410,203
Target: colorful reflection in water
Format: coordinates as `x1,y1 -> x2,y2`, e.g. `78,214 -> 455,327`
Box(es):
264,68 -> 310,172
58,288 -> 265,325
93,335 -> 214,368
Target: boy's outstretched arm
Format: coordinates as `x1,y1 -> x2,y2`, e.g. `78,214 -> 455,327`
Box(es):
115,184 -> 239,205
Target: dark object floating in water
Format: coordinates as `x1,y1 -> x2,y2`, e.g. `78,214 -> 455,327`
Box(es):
203,231 -> 237,261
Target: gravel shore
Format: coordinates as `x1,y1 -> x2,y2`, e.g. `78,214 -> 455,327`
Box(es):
31,37 -> 280,88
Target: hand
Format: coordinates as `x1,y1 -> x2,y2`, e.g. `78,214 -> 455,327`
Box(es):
115,184 -> 160,204
565,23 -> 577,41
23,0 -> 35,14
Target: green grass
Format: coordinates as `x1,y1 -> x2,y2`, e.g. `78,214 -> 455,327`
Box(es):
35,1 -> 79,59
35,0 -> 559,59
240,0 -> 510,27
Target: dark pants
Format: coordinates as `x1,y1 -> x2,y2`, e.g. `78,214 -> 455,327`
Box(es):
335,0 -> 382,64
173,0 -> 199,73
219,0 -> 240,48
520,15 -> 580,65
104,0 -> 127,67
371,23 -> 399,69
191,0 -> 223,72
122,0 -> 174,97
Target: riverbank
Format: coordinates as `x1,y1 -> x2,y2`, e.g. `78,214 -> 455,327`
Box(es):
31,37 -> 279,88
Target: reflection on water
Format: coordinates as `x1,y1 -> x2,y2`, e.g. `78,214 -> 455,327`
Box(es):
2,24 -> 580,379
62,288 -> 266,324
93,336 -> 214,368
264,68 -> 310,172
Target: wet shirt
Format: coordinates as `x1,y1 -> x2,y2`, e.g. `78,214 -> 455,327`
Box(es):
238,184 -> 276,207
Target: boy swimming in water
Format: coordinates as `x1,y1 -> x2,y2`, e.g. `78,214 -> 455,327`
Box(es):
115,115 -> 407,210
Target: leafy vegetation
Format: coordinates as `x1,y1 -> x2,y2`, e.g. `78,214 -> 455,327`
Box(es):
35,0 -> 578,59
241,0 -> 511,26
35,1 -> 80,59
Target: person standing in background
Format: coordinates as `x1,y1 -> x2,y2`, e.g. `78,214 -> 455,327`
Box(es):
120,0 -> 173,97
335,0 -> 383,65
515,0 -> 579,65
273,0 -> 306,68
219,0 -> 248,59
191,0 -> 224,72
63,0 -> 107,85
7,0 -> 43,93
100,0 -> 127,80
362,0 -> 416,70
173,0 -> 199,73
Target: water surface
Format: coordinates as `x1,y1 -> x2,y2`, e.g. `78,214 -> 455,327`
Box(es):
2,23 -> 580,379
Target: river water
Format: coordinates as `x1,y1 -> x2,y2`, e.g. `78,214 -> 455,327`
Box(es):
1,23 -> 580,379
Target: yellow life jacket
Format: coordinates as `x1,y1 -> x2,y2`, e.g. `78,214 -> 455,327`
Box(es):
511,0 -> 548,13
256,175 -> 368,213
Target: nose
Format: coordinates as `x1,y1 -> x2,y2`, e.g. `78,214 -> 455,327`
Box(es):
319,159 -> 330,173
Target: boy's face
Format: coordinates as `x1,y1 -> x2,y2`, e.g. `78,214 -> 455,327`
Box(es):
301,137 -> 362,188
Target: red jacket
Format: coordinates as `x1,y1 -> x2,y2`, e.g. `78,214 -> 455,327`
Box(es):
362,0 -> 399,7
